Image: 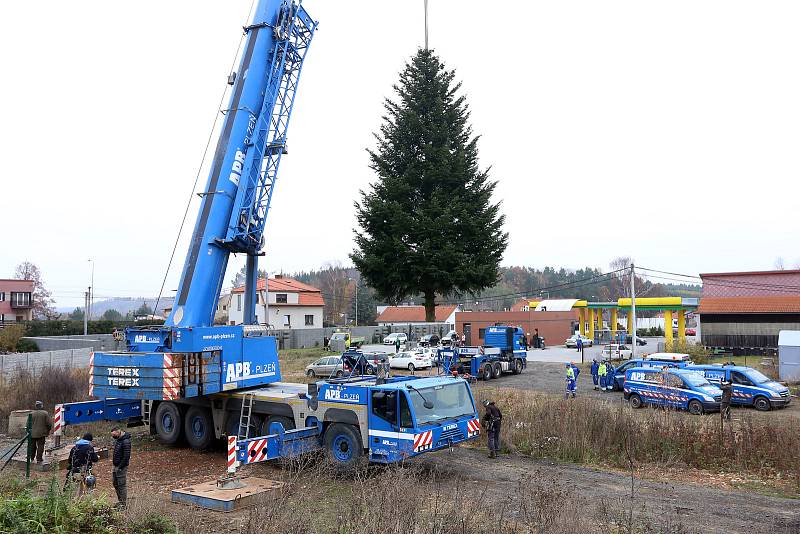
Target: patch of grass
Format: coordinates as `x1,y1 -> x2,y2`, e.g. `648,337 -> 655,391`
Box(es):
476,387 -> 800,491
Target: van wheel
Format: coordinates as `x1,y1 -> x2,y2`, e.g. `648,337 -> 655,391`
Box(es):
688,400 -> 704,415
753,396 -> 771,412
492,363 -> 502,378
629,394 -> 643,409
335,370 -> 343,378
324,423 -> 362,470
184,406 -> 214,451
154,402 -> 183,446
481,365 -> 492,381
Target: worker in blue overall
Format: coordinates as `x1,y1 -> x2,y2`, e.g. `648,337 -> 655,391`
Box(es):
565,363 -> 577,398
591,359 -> 599,390
604,360 -> 616,391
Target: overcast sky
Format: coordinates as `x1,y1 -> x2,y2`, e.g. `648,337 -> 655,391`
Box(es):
2,1 -> 799,308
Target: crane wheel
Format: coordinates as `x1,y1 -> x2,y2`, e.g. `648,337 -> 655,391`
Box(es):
260,415 -> 295,436
184,406 -> 214,450
324,423 -> 362,470
154,402 -> 184,446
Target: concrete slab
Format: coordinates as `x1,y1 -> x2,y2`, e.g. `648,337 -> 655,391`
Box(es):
171,477 -> 284,512
9,446 -> 108,472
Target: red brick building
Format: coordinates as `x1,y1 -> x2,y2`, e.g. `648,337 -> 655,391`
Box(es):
0,279 -> 34,323
698,270 -> 800,353
455,309 -> 578,346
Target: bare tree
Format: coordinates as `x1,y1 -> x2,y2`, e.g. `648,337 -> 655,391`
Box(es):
774,257 -> 786,270
317,262 -> 353,326
14,261 -> 55,320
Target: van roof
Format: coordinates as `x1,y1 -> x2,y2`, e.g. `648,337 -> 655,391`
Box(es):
644,352 -> 691,362
626,366 -> 696,376
687,364 -> 752,373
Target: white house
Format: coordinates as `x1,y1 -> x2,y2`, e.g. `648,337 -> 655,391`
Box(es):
228,275 -> 324,329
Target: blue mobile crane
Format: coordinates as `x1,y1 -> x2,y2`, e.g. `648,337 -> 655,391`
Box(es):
53,0 -> 480,470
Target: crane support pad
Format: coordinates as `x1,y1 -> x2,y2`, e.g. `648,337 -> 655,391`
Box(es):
171,477 -> 284,512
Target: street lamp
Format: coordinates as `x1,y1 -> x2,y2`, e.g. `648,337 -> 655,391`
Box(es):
87,259 -> 95,320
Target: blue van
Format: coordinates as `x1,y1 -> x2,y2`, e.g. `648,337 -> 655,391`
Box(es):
623,367 -> 722,415
611,354 -> 692,391
686,365 -> 791,411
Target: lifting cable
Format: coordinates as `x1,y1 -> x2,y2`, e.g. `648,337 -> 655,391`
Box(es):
153,0 -> 258,318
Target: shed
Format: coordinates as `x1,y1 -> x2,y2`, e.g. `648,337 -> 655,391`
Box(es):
778,330 -> 800,382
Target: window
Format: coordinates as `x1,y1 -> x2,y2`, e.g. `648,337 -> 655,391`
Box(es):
732,372 -> 752,386
399,392 -> 413,428
371,390 -> 397,424
0,292 -> 4,302
276,293 -> 288,304
478,328 -> 486,340
10,292 -> 31,307
283,315 -> 291,327
236,294 -> 242,311
665,374 -> 684,389
305,314 -> 314,326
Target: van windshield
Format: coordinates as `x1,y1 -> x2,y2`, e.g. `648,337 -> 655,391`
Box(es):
744,369 -> 771,384
409,382 -> 475,426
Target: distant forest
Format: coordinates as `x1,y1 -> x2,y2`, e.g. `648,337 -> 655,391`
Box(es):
291,259 -> 700,327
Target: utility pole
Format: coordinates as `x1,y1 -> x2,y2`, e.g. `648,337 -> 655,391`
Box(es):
83,289 -> 89,336
630,263 -> 637,359
88,259 -> 94,320
424,0 -> 429,50
354,279 -> 359,327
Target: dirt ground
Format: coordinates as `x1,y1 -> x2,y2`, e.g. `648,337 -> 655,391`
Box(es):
19,429 -> 799,534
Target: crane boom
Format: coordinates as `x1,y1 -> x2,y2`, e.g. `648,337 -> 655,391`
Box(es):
168,0 -> 316,328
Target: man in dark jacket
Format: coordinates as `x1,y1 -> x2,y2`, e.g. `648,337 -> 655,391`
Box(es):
590,359 -> 600,390
481,400 -> 502,458
30,401 -> 52,463
111,427 -> 131,508
719,378 -> 733,422
65,433 -> 99,488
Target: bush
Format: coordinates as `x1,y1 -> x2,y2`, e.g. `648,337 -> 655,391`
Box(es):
0,367 -> 88,432
14,338 -> 38,353
0,325 -> 25,353
665,339 -> 711,362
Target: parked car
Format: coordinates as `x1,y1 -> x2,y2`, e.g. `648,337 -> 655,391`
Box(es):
601,344 -> 632,360
415,347 -> 438,366
685,328 -> 697,336
382,332 -> 408,345
418,334 -> 440,347
565,334 -> 593,348
624,334 -> 647,346
305,356 -> 344,378
441,330 -> 459,346
389,350 -> 431,371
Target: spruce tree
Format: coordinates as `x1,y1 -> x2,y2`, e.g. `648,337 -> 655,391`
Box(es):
351,49 -> 508,321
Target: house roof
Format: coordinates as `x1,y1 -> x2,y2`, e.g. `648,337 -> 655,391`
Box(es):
701,269 -> 800,278
698,296 -> 800,314
231,276 -> 321,294
376,305 -> 458,323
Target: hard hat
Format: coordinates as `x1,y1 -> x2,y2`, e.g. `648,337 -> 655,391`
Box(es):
482,400 -> 491,407
35,401 -> 43,409
84,474 -> 97,489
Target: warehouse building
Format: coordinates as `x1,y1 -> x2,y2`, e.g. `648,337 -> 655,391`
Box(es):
698,270 -> 800,355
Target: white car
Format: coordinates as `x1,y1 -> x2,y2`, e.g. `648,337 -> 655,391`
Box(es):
383,332 -> 408,345
414,346 -> 438,364
389,350 -> 431,371
565,334 -> 593,348
601,344 -> 632,360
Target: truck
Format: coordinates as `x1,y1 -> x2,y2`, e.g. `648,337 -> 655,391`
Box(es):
437,326 -> 527,380
327,330 -> 365,352
54,0 -> 480,471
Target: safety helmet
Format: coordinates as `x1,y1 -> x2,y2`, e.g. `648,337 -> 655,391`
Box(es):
84,474 -> 97,489
482,400 -> 491,407
35,401 -> 43,409
565,363 -> 570,367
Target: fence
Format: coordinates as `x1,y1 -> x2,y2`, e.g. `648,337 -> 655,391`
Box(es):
0,348 -> 93,379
